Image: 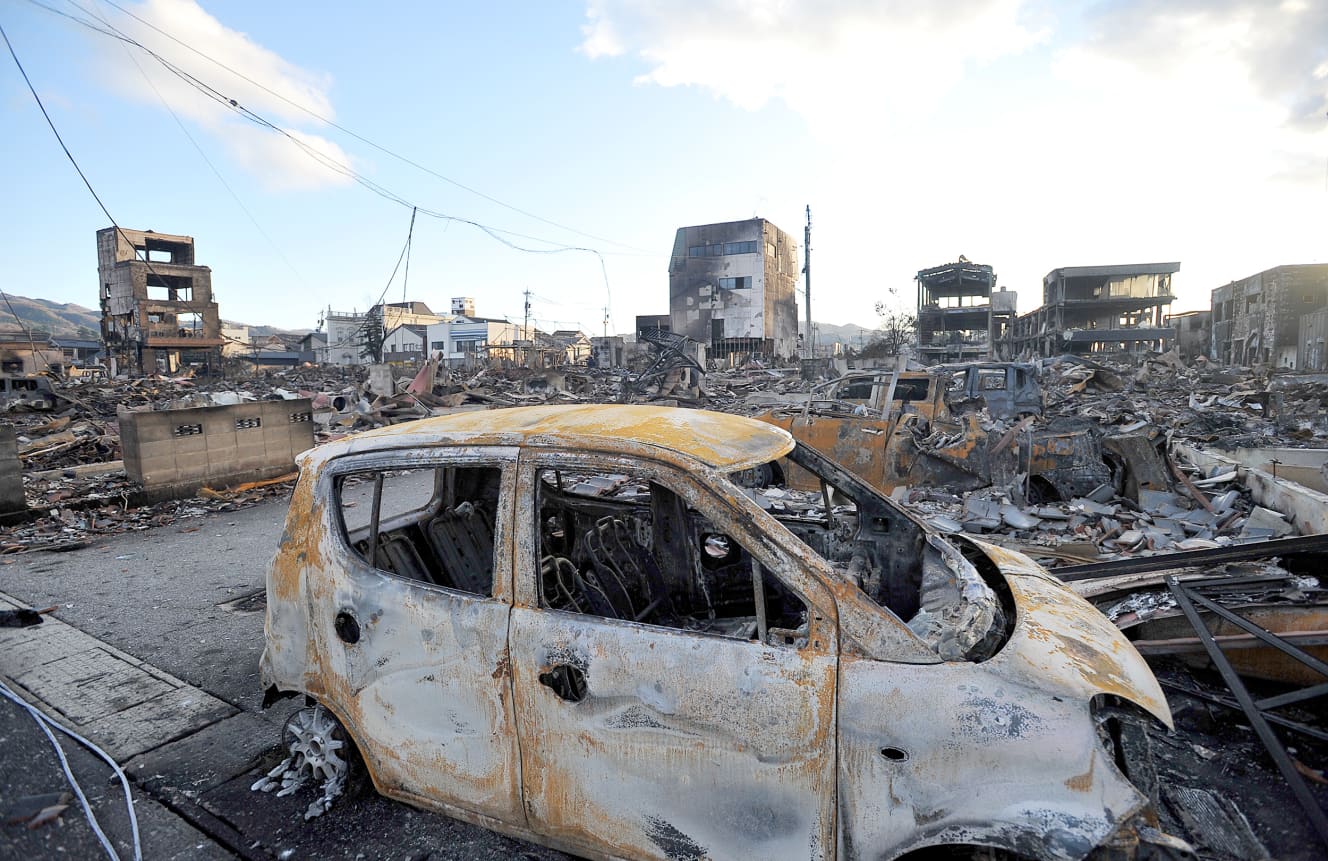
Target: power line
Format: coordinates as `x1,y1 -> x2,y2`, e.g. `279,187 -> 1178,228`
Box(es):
1,15 -> 178,343
83,0 -> 309,289
324,210 -> 417,351
78,0 -> 653,255
24,0 -> 623,332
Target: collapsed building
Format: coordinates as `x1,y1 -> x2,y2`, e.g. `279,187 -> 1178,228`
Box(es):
914,258 -> 1016,362
1008,263 -> 1180,357
97,227 -> 225,375
668,218 -> 799,363
1211,263 -> 1328,369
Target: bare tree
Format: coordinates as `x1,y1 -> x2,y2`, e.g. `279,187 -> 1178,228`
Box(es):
859,302 -> 916,357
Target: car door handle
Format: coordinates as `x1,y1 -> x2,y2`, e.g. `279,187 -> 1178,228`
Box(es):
538,664 -> 587,703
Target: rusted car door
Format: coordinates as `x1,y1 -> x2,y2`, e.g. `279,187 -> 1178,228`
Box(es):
317,447 -> 523,824
508,452 -> 839,860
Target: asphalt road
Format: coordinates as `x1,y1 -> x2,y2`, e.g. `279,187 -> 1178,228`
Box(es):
0,494 -> 569,861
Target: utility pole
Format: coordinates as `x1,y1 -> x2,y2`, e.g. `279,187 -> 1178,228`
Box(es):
603,306 -> 609,339
522,288 -> 532,367
803,205 -> 813,359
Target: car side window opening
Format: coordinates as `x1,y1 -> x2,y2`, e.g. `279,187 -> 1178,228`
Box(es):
534,468 -> 810,647
336,465 -> 501,597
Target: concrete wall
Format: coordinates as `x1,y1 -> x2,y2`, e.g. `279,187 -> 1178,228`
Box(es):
1299,307 -> 1328,371
1175,441 -> 1328,535
0,425 -> 26,517
121,399 -> 314,496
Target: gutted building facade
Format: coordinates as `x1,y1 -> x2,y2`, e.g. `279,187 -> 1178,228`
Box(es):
1166,310 -> 1212,363
915,258 -> 1015,361
668,218 -> 798,361
1211,264 -> 1328,368
1008,263 -> 1179,357
635,314 -> 671,338
97,227 -> 225,374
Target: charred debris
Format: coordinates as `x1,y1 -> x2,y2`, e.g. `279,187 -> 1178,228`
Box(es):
4,338 -> 1328,855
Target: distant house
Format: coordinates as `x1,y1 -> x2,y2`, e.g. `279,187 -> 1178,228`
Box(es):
426,317 -> 532,367
241,350 -> 304,369
383,324 -> 428,362
0,331 -> 62,374
550,330 -> 593,364
221,324 -> 250,357
50,337 -> 103,364
299,331 -> 327,362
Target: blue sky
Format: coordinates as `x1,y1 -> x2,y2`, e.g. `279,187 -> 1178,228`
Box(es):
3,0 -> 1326,335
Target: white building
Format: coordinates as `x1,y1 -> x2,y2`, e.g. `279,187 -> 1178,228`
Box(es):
383,324 -> 427,361
220,324 -> 250,358
322,301 -> 449,365
426,317 -> 532,367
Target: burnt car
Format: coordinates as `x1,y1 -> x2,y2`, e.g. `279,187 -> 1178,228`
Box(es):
260,404 -> 1182,860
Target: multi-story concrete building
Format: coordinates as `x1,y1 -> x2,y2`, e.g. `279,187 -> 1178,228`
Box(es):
1007,263 -> 1179,357
668,218 -> 798,361
97,227 -> 225,374
915,258 -> 1016,361
1211,264 -> 1328,368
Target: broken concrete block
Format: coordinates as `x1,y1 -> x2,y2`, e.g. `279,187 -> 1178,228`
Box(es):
929,515 -> 963,533
1240,506 -> 1293,538
1087,483 -> 1115,504
1073,497 -> 1117,516
1000,505 -> 1040,530
1138,489 -> 1180,511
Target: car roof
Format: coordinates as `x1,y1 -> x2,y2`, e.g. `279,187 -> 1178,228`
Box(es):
307,404 -> 796,472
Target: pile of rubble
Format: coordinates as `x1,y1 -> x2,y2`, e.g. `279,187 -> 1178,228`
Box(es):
901,464 -> 1294,568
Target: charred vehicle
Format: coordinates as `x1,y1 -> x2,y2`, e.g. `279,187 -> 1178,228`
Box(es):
260,405 -> 1182,860
0,374 -> 57,411
755,365 -> 1165,504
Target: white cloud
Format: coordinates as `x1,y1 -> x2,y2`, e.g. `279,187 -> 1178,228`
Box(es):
93,0 -> 354,190
581,1 -> 1048,127
580,1 -> 1326,323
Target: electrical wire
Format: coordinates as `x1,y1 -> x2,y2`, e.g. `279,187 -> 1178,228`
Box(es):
0,289 -> 55,368
0,677 -> 142,861
21,0 -> 622,332
84,0 -> 652,254
86,0 -> 309,289
2,11 -> 189,345
324,211 -> 417,351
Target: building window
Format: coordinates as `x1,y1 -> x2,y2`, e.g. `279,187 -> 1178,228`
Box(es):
690,242 -> 757,257
766,242 -> 776,258
718,277 -> 752,290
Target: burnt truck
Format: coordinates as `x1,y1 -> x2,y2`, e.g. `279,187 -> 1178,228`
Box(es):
755,363 -> 1171,505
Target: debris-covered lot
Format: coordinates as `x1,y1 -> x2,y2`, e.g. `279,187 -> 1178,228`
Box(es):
3,348 -> 1328,860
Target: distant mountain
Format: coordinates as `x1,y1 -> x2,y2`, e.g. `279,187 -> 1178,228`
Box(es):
0,294 -> 312,339
801,321 -> 881,348
0,295 -> 100,337
222,321 -> 313,338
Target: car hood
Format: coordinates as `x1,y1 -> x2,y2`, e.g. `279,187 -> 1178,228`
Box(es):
969,538 -> 1172,727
